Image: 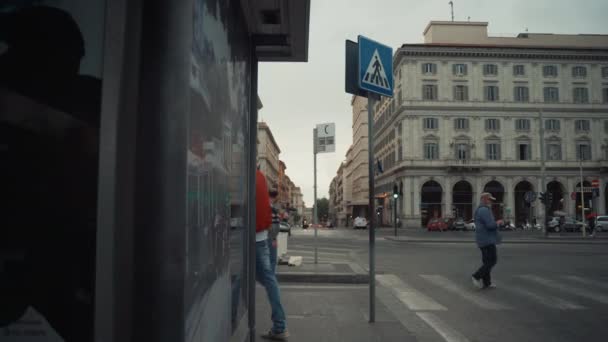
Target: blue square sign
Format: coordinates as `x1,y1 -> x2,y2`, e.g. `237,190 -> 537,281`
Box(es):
358,35 -> 394,97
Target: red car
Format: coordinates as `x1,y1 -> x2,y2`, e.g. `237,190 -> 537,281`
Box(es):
427,218 -> 449,231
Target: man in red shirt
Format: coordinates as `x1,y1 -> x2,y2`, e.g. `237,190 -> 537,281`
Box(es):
255,170 -> 288,340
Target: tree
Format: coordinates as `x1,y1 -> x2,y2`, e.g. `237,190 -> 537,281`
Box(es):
316,198 -> 329,222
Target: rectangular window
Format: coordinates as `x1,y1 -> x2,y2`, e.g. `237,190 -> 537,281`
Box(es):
603,67 -> 608,78
456,143 -> 469,160
483,64 -> 498,76
573,88 -> 589,103
543,87 -> 559,103
424,143 -> 439,160
422,84 -> 438,100
572,66 -> 587,78
603,88 -> 608,103
513,65 -> 525,76
514,86 -> 529,102
543,65 -> 558,77
545,119 -> 560,131
575,119 -> 590,132
546,144 -> 562,161
454,118 -> 469,130
423,118 -> 438,130
518,143 -> 531,161
515,119 -> 530,131
485,118 -> 500,131
484,85 -> 499,101
453,85 -> 469,101
577,143 -> 592,161
453,64 -> 468,76
486,143 -> 501,160
422,63 -> 437,75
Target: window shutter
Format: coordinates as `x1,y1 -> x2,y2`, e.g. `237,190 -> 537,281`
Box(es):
452,64 -> 457,75
463,64 -> 468,75
464,86 -> 469,101
432,64 -> 437,74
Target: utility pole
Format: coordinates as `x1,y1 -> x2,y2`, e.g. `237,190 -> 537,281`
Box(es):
367,96 -> 376,323
580,158 -> 586,238
539,109 -> 547,237
449,1 -> 454,21
313,128 -> 319,263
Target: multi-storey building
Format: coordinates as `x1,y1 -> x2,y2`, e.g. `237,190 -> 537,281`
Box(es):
257,121 -> 281,190
343,145 -> 354,226
350,96 -> 371,219
373,21 -> 608,228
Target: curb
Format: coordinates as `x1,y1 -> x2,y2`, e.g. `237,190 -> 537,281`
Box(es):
276,272 -> 369,284
384,237 -> 608,245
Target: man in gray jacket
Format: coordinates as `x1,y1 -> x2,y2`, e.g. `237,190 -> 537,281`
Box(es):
472,192 -> 503,289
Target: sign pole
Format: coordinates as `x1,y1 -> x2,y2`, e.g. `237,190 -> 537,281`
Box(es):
313,128 -> 319,263
367,95 -> 376,323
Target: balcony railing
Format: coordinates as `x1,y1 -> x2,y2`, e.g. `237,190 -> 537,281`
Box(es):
393,158 -> 607,170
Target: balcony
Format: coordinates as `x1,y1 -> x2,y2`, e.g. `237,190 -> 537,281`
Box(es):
445,159 -> 482,172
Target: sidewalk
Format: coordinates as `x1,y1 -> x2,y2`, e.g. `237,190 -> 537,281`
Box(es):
254,283 -> 414,342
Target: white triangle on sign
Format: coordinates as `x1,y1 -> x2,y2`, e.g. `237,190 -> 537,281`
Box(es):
362,49 -> 390,90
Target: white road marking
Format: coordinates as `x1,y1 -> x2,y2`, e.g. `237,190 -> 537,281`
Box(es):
520,275 -> 608,304
501,284 -> 586,310
420,275 -> 511,310
562,275 -> 608,291
416,312 -> 471,342
376,274 -> 447,311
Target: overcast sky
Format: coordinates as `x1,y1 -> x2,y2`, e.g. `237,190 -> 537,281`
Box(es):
258,0 -> 608,206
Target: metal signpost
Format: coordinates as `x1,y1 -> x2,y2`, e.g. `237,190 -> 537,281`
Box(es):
313,123 -> 335,264
358,35 -> 394,323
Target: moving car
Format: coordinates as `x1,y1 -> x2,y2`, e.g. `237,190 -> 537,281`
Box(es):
595,216 -> 608,232
427,218 -> 448,231
353,217 -> 368,229
547,216 -> 561,232
279,222 -> 291,236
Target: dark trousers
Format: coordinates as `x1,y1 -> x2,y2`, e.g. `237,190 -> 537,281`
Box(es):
473,244 -> 497,287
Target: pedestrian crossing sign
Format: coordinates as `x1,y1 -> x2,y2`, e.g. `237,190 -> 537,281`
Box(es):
358,35 -> 393,97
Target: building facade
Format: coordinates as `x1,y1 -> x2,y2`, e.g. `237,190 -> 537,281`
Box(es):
257,121 -> 281,190
350,96 -> 371,219
373,21 -> 608,229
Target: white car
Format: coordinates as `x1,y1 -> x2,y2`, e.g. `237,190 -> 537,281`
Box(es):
464,219 -> 476,231
595,216 -> 608,232
353,217 -> 368,229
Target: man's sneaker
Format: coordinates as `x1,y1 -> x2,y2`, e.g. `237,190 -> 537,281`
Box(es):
471,276 -> 483,289
261,329 -> 289,341
484,283 -> 497,290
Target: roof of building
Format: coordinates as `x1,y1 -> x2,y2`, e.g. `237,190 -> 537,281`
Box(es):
258,121 -> 281,154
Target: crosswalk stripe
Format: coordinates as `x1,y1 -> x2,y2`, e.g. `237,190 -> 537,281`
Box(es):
420,275 -> 511,310
377,274 -> 447,311
520,275 -> 608,304
563,275 -> 608,291
416,312 -> 471,342
501,284 -> 586,310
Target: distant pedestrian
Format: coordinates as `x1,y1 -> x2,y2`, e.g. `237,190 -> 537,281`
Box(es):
472,192 -> 503,289
587,214 -> 596,237
255,170 -> 289,340
269,189 -> 281,273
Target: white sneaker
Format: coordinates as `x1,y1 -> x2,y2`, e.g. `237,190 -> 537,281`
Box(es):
471,276 -> 483,289
485,283 -> 497,290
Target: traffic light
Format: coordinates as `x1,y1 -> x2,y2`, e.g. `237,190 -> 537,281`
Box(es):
546,192 -> 553,206
393,184 -> 399,199
539,191 -> 546,205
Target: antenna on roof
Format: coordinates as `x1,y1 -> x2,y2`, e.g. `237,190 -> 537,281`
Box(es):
449,1 -> 454,21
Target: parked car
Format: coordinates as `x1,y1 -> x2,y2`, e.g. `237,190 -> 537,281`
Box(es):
547,216 -> 561,232
451,217 -> 466,231
353,217 -> 368,229
427,218 -> 449,231
595,216 -> 608,232
464,219 -> 476,231
279,222 -> 291,236
561,217 -> 586,232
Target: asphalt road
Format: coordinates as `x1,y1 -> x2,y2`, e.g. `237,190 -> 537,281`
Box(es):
286,227 -> 608,342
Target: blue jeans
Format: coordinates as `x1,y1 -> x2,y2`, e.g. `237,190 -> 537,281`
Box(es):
268,237 -> 277,274
256,240 -> 286,333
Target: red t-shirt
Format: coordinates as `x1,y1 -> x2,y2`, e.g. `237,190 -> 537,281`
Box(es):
256,170 -> 272,232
